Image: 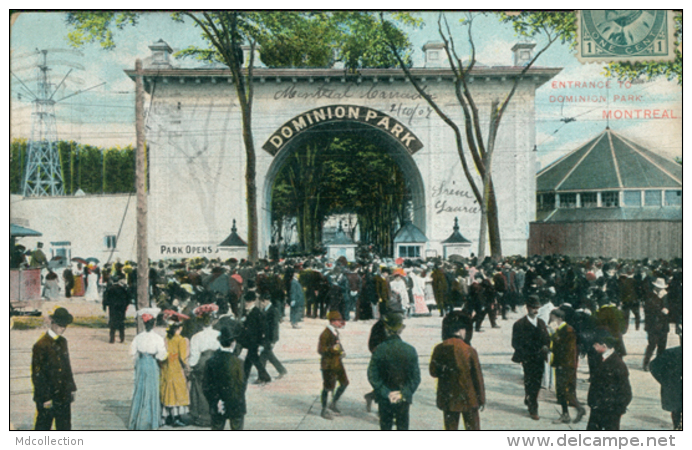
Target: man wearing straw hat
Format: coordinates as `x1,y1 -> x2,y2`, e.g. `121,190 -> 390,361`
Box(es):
642,278 -> 670,372
31,307 -> 77,430
367,313 -> 420,430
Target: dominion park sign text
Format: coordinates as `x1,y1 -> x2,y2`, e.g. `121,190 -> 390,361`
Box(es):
262,105 -> 424,156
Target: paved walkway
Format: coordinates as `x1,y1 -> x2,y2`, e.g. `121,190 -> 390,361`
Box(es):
10,299 -> 676,430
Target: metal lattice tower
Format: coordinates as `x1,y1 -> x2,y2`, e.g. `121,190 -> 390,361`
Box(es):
22,50 -> 65,196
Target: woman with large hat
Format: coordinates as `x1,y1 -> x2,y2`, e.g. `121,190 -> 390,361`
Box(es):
128,308 -> 167,430
160,311 -> 191,427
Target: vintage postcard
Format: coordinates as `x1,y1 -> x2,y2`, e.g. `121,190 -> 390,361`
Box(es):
9,10 -> 682,441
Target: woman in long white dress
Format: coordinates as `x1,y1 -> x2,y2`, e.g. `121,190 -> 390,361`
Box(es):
423,268 -> 437,312
128,311 -> 167,430
84,265 -> 100,302
43,269 -> 61,299
410,269 -> 429,315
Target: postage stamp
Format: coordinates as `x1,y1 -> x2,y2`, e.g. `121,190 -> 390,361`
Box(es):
577,10 -> 677,63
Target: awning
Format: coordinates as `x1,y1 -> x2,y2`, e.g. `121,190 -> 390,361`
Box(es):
10,223 -> 42,237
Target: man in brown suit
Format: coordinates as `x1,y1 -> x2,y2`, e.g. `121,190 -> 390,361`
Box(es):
430,311 -> 485,430
374,267 -> 391,318
317,311 -> 348,419
31,307 -> 77,430
431,264 -> 449,317
550,308 -> 586,424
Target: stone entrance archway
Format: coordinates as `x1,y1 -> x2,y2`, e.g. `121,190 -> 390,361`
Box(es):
260,105 -> 426,252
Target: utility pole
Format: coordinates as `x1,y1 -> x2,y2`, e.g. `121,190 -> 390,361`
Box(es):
135,59 -> 149,331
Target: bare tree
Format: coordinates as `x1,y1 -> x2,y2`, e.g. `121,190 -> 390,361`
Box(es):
382,12 -> 564,259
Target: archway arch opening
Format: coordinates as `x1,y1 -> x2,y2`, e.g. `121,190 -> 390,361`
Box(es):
263,118 -> 426,258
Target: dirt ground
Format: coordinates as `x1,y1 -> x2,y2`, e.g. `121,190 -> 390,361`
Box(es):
10,297 -> 677,431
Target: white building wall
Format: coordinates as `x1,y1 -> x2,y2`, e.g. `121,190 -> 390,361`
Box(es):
13,63 -> 551,261
11,193 -> 138,263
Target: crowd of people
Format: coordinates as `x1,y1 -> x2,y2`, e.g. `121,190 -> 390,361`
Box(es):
26,251 -> 682,431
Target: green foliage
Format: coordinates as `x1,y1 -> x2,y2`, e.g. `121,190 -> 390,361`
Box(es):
604,12 -> 682,85
333,12 -> 416,69
499,11 -> 577,47
271,134 -> 410,256
500,11 -> 683,85
9,138 -> 27,193
10,138 -> 136,195
65,12 -> 138,50
254,12 -> 335,68
66,11 -> 415,70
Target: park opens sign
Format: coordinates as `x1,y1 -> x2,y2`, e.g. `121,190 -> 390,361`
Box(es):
262,104 -> 424,156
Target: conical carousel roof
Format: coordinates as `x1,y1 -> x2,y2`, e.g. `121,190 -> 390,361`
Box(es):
537,128 -> 681,193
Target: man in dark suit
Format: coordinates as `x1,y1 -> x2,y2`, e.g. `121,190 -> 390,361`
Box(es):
31,307 -> 77,430
587,332 -> 632,430
318,311 -> 349,420
363,315 -> 391,412
204,323 -> 246,430
430,312 -> 485,430
62,266 -> 74,298
618,268 -> 640,332
367,313 -> 421,430
650,345 -> 682,430
300,262 -> 325,319
241,292 -> 272,384
259,296 -> 287,379
511,296 -> 550,420
594,294 -> 628,357
102,276 -> 130,343
642,278 -> 670,372
549,308 -> 586,424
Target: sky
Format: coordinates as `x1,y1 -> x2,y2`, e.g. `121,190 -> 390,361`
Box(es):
8,10 -> 683,169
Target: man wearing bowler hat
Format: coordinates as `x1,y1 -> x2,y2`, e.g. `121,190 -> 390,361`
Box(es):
511,295 -> 550,420
31,307 -> 77,430
318,311 -> 349,420
367,312 -> 421,430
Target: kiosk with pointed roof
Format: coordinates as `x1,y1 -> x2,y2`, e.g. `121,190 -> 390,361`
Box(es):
326,221 -> 357,262
218,219 -> 248,259
393,221 -> 428,259
441,217 -> 472,258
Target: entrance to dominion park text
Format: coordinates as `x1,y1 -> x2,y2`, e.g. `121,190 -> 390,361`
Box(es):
262,105 -> 426,257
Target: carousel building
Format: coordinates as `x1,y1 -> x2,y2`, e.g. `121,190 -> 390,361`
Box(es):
529,127 -> 682,259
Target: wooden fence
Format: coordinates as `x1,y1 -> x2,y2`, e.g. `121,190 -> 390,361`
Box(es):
528,221 -> 682,260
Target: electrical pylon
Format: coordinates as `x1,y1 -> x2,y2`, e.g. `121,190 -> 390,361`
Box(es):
21,50 -> 65,196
